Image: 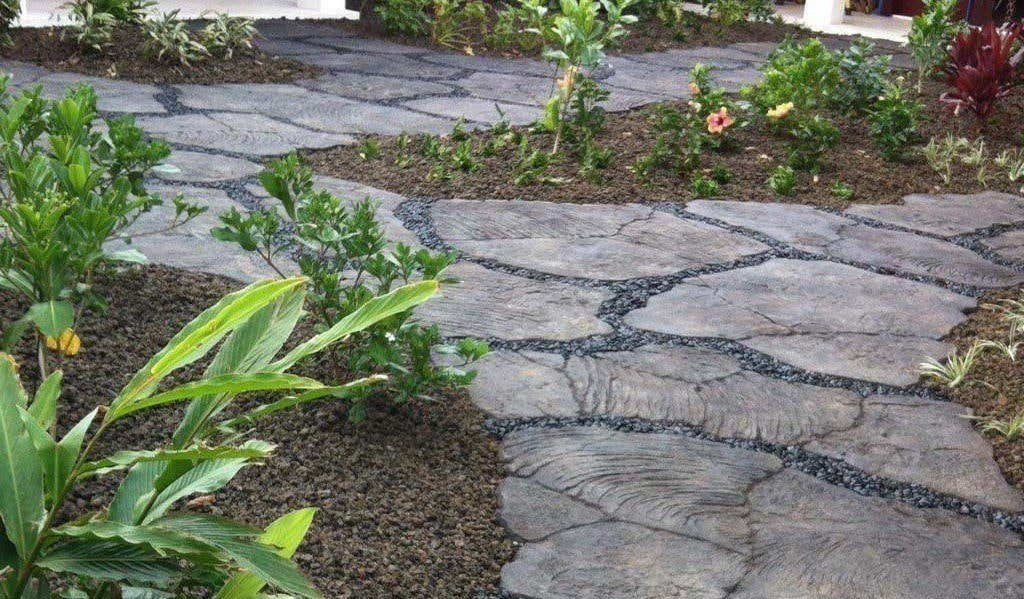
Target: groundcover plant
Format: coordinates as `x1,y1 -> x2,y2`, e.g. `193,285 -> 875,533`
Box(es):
0,275 -> 438,598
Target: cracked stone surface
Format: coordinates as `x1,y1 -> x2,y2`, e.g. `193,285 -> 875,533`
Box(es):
623,258 -> 975,385
846,192 -> 1024,236
136,112 -> 353,155
688,200 -> 1023,287
982,229 -> 1024,262
156,150 -> 263,183
470,346 -> 1022,510
432,200 -> 768,279
501,427 -> 1024,599
417,262 -> 613,340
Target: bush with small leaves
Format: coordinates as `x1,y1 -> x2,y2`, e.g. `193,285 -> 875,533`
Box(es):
375,0 -> 431,35
868,79 -> 923,160
908,0 -> 964,89
830,179 -> 853,200
833,41 -> 892,114
744,38 -> 841,115
785,113 -> 838,171
766,164 -> 797,195
0,0 -> 17,46
690,174 -> 720,197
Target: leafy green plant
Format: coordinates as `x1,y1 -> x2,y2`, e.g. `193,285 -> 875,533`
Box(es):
0,81 -> 203,377
538,0 -> 637,153
690,174 -> 720,197
868,79 -> 923,160
375,0 -> 431,35
357,138 -> 380,160
920,342 -> 983,387
973,410 -> 1024,440
487,0 -> 548,52
0,0 -> 18,46
703,0 -> 774,30
907,0 -> 963,90
744,38 -> 841,115
711,165 -> 732,184
200,12 -> 257,59
830,179 -> 853,200
431,0 -> 488,48
142,10 -> 211,66
833,41 -> 891,114
0,274 -> 438,598
922,134 -> 969,184
63,0 -> 118,52
785,113 -> 838,171
514,137 -> 562,185
213,154 -> 486,407
995,148 -> 1024,183
766,164 -> 796,195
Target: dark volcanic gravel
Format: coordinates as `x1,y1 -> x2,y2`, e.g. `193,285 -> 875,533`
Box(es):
3,25 -> 322,85
0,265 -> 514,598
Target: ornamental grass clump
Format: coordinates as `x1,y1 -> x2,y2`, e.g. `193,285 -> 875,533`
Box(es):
0,79 -> 203,378
940,21 -> 1024,125
0,275 -> 438,598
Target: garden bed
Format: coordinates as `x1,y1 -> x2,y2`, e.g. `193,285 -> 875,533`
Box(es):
938,284 -> 1024,497
2,25 -> 322,84
0,265 -> 514,598
304,77 -> 1024,210
319,5 -> 823,57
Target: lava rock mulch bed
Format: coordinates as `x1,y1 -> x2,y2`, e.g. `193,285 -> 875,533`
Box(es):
316,4 -> 821,57
940,284 -> 1024,496
304,78 -> 1024,209
2,25 -> 322,84
0,264 -> 515,598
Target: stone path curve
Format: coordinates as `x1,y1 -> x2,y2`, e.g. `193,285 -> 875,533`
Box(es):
5,26 -> 1024,597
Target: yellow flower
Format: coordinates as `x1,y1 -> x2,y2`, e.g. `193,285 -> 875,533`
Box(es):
45,329 -> 81,357
0,352 -> 19,373
557,66 -> 579,91
688,81 -> 701,95
706,107 -> 734,134
767,102 -> 794,120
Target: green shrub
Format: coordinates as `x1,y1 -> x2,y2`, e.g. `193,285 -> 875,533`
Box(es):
786,113 -> 838,171
200,12 -> 257,58
0,275 -> 437,598
830,179 -> 853,200
703,0 -> 774,29
487,0 -> 549,52
907,0 -> 963,89
213,154 -> 487,409
0,80 -> 203,375
142,10 -> 211,65
766,164 -> 797,195
833,41 -> 891,113
744,38 -> 841,115
375,0 -> 431,36
63,0 -> 118,52
0,0 -> 18,46
868,80 -> 923,160
690,174 -> 721,197
431,0 -> 488,48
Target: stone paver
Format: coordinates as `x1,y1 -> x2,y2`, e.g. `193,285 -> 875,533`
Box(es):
982,229 -> 1024,262
136,112 -> 353,155
470,346 -> 1022,510
418,262 -> 612,340
688,200 -> 1023,287
846,192 -> 1024,236
623,258 -> 974,385
403,96 -> 542,125
432,200 -> 768,279
501,427 -> 1024,599
156,150 -> 263,184
304,71 -> 454,101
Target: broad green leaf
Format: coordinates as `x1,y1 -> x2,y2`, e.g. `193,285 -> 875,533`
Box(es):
0,360 -> 44,559
269,281 -> 438,372
26,301 -> 74,338
111,277 -> 308,415
107,373 -> 324,423
142,459 -> 250,524
54,409 -> 98,494
53,520 -> 214,557
0,357 -> 28,409
27,371 -> 62,431
156,514 -> 319,599
109,462 -> 162,526
82,441 -> 275,478
216,377 -> 385,435
215,508 -> 317,599
174,289 -> 306,449
37,539 -> 179,584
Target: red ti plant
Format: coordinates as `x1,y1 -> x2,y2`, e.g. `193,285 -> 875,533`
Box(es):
940,21 -> 1024,125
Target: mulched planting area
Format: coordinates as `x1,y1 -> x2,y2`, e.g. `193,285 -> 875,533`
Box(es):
939,284 -> 1024,496
2,25 -> 322,84
316,5 -> 822,57
0,265 -> 515,598
305,77 -> 1024,209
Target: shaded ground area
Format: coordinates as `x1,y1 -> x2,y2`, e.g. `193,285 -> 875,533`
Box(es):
0,265 -> 515,598
305,78 -> 1024,209
2,24 -> 321,84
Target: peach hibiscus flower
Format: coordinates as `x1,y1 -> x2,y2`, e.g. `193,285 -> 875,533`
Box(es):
706,107 -> 734,134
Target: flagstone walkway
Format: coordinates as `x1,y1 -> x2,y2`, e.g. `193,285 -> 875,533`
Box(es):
3,24 -> 1024,598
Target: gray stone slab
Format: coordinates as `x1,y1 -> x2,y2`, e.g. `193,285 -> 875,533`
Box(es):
688,200 -> 1023,287
174,83 -> 327,113
417,261 -> 612,340
404,96 -> 542,125
304,71 -> 453,100
300,52 -> 461,79
304,35 -> 428,54
501,427 -> 1024,599
155,150 -> 262,183
454,71 -> 552,106
254,38 -> 334,56
472,346 -> 1022,510
418,53 -> 556,77
623,258 -> 975,385
603,57 -> 689,96
137,112 -> 352,156
845,192 -> 1024,236
246,175 -> 419,247
108,185 -> 292,283
432,200 -> 768,280
625,48 -> 751,70
33,72 -> 165,113
982,228 -> 1024,262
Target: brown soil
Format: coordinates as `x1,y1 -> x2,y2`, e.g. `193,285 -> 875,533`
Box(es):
319,4 -> 823,57
939,284 -> 1024,496
304,78 -> 1024,209
0,265 -> 514,598
2,24 -> 322,85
